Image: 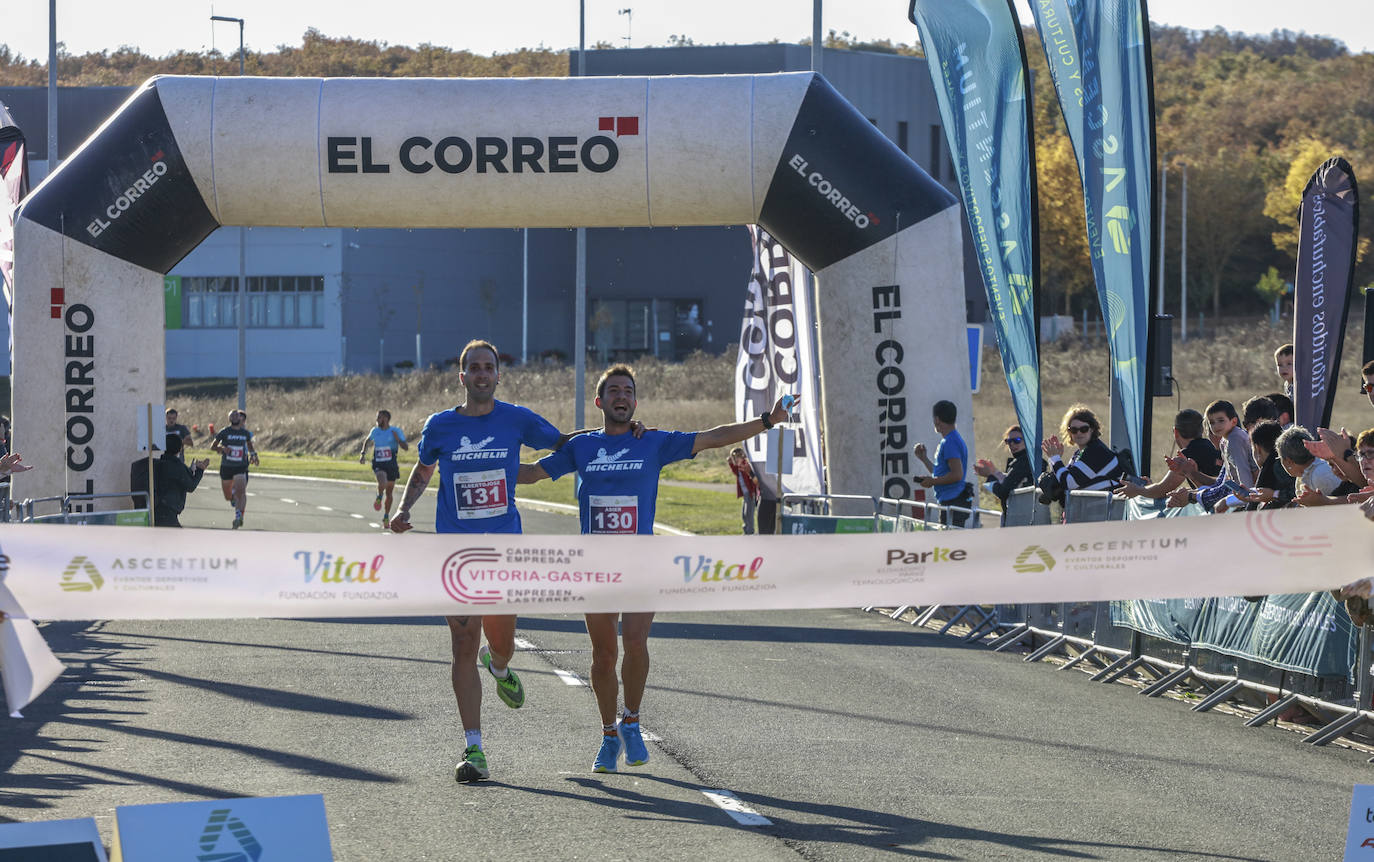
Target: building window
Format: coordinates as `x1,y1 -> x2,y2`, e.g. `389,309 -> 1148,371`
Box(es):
182,275 -> 325,328
929,125 -> 942,178
589,298 -> 706,362
897,121 -> 909,154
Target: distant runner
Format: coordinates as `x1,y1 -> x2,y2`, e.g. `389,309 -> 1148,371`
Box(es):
211,409 -> 257,529
358,409 -> 408,528
520,363 -> 794,773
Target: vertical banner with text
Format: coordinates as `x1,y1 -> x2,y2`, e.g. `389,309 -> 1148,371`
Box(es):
910,0 -> 1043,473
1293,157 -> 1360,431
736,226 -> 824,497
1031,0 -> 1156,467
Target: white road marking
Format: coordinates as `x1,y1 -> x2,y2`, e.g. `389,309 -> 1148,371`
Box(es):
280,498 -> 296,504
554,669 -> 585,686
700,790 -> 772,827
641,730 -> 662,742
316,505 -> 333,512
514,637 -> 537,650
246,492 -> 256,497
350,513 -> 365,519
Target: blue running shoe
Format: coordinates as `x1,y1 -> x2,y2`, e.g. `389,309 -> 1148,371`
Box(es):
618,720 -> 649,766
593,734 -> 621,773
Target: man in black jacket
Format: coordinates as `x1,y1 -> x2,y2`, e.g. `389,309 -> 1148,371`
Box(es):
132,434 -> 209,527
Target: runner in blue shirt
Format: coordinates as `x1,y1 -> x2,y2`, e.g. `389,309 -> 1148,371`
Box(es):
388,339 -> 603,784
520,363 -> 794,774
357,409 -> 408,528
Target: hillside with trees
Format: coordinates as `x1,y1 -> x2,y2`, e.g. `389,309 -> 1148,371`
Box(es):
2,24 -> 1370,317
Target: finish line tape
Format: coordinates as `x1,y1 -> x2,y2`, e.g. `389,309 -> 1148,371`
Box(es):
1,506 -> 1368,622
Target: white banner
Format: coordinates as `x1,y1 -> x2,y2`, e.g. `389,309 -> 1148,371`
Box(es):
2,507 -> 1369,621
736,226 -> 824,496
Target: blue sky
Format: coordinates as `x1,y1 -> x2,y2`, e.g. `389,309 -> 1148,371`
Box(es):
5,0 -> 1368,63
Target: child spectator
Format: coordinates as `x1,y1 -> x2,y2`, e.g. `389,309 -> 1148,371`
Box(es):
1240,396 -> 1278,432
1263,392 -> 1294,428
726,448 -> 761,535
1274,343 -> 1294,397
1119,409 -> 1222,501
973,424 -> 1034,510
913,400 -> 974,527
1232,420 -> 1296,510
1206,399 -> 1258,488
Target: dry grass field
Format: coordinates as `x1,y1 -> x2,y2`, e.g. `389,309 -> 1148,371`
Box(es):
166,314 -> 1372,488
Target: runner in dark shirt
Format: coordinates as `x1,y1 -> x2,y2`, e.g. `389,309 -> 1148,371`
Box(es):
211,409 -> 257,529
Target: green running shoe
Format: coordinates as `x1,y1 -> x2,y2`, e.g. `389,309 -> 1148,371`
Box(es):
478,644 -> 525,709
455,744 -> 489,782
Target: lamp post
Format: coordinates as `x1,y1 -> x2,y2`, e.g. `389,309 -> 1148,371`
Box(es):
1157,151 -> 1179,317
211,14 -> 247,410
47,0 -> 58,177
575,1 -> 587,432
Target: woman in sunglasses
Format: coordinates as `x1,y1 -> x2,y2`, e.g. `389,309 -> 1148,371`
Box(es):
1043,405 -> 1124,493
973,424 -> 1033,510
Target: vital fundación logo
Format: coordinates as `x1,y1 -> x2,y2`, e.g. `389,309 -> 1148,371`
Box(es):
197,807 -> 263,862
61,556 -> 104,592
327,114 -> 639,177
1013,545 -> 1056,574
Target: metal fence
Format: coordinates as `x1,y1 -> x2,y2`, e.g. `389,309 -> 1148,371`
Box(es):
788,487 -> 1374,748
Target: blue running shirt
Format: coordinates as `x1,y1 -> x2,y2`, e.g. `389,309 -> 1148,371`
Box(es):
368,425 -> 407,463
537,429 -> 697,535
417,401 -> 561,534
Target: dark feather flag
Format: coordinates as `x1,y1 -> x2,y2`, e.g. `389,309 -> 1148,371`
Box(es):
1293,157 -> 1360,431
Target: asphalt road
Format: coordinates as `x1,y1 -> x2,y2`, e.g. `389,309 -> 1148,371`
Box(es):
3,476 -> 1373,860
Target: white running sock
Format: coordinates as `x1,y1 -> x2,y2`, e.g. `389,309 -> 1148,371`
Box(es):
489,663 -> 509,680
465,729 -> 482,749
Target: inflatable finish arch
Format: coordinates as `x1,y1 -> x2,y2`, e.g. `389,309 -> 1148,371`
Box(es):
13,73 -> 968,509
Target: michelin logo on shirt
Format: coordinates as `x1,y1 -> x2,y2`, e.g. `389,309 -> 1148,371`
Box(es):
582,447 -> 645,473
450,436 -> 510,462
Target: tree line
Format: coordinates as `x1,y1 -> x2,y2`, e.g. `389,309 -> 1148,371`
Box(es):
2,24 -> 1370,316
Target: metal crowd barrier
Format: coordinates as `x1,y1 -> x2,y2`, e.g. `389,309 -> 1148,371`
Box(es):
19,492 -> 149,526
857,485 -> 1374,748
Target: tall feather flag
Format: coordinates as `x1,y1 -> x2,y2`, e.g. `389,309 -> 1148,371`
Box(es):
1029,0 -> 1157,468
909,0 -> 1043,474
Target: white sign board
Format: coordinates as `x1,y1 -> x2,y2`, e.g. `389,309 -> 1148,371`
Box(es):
134,403 -> 166,452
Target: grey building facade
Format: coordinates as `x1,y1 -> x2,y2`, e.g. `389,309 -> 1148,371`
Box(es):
2,43 -> 983,377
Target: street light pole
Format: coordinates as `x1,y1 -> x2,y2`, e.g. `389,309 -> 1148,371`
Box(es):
211,15 -> 247,410
47,0 -> 58,177
575,1 -> 587,431
1157,151 -> 1178,317
812,0 -> 823,74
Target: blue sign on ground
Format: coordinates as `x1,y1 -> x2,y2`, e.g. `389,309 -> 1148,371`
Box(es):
111,794 -> 332,862
0,817 -> 107,862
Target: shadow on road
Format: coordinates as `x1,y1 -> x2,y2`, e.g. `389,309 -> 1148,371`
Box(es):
507,773 -> 1268,861
0,620 -> 404,823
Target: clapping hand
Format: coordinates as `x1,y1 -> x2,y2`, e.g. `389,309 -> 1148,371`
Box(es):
1239,487 -> 1276,505
1164,454 -> 1196,476
1041,436 -> 1063,458
0,453 -> 32,475
973,458 -> 996,479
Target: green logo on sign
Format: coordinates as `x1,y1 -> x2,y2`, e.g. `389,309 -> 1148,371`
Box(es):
61,556 -> 104,591
1013,545 -> 1055,574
